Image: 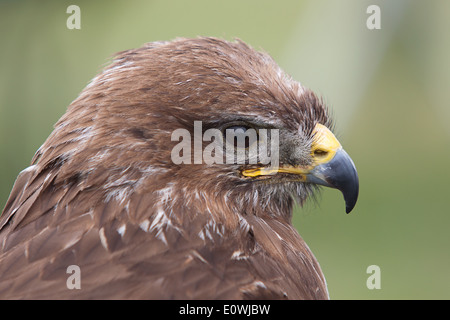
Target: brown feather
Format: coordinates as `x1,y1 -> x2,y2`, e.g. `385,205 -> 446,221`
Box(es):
0,37 -> 331,299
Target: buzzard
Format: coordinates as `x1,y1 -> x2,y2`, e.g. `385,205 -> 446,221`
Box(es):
0,37 -> 358,299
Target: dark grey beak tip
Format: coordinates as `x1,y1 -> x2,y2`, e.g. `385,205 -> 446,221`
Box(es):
345,205 -> 354,214
335,149 -> 359,214
344,184 -> 358,213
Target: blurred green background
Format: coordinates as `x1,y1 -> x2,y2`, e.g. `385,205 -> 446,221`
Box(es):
1,0 -> 449,299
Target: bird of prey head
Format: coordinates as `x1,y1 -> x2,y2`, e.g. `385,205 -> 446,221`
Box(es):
0,37 -> 358,299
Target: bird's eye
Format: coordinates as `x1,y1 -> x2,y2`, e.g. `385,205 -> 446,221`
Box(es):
223,125 -> 258,150
226,125 -> 250,134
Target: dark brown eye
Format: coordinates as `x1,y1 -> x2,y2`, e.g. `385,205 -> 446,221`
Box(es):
226,125 -> 250,134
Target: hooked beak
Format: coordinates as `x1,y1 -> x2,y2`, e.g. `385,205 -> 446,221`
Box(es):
307,147 -> 359,213
242,123 -> 359,213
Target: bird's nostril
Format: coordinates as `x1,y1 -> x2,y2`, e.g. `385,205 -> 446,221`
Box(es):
314,149 -> 329,158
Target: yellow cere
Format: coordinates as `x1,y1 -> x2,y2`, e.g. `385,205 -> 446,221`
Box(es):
310,123 -> 342,166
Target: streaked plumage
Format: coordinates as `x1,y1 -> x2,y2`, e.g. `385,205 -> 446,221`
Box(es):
0,37 -> 358,299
